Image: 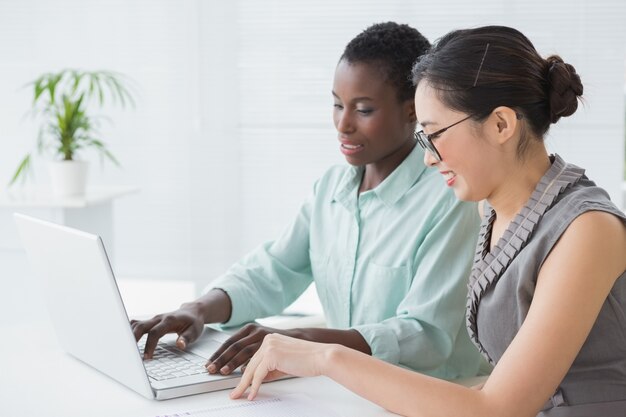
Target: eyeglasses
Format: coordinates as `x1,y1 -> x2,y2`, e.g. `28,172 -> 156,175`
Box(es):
414,115 -> 472,162
415,112 -> 524,162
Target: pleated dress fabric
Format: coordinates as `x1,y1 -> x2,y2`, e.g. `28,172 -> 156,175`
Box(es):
466,155 -> 626,416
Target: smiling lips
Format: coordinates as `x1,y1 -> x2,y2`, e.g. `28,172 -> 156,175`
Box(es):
340,143 -> 364,155
441,170 -> 457,186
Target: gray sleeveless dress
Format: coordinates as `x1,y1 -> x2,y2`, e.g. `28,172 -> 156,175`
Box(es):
466,155 -> 626,416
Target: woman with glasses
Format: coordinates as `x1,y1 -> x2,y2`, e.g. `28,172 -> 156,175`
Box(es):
232,25 -> 626,417
132,22 -> 483,382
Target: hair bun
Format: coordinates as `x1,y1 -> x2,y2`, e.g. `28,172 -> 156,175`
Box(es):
545,55 -> 583,123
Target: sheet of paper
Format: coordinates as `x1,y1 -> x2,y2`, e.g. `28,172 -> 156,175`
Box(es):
154,393 -> 340,417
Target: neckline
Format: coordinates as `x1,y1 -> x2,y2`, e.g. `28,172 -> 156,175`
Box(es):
466,154 -> 586,363
332,143 -> 427,210
478,154 -> 568,265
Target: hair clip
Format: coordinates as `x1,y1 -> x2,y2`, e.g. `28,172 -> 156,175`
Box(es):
473,43 -> 490,87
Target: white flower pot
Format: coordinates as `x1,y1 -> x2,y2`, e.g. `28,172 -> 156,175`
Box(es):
49,160 -> 89,197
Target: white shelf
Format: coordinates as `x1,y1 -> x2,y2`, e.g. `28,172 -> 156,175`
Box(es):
0,185 -> 138,260
0,186 -> 139,208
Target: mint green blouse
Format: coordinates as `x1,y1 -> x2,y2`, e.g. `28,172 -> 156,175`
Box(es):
209,145 -> 482,379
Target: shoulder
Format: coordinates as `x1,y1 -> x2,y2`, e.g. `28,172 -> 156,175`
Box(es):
536,176 -> 626,247
550,168 -> 623,218
318,164 -> 351,183
563,210 -> 626,259
311,164 -> 353,195
540,209 -> 626,287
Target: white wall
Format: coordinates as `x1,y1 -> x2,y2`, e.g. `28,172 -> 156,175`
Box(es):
1,0 -> 624,291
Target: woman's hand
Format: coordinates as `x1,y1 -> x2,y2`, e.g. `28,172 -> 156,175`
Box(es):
131,289 -> 232,359
131,305 -> 206,359
208,324 -> 371,375
207,323 -> 285,375
230,333 -> 337,400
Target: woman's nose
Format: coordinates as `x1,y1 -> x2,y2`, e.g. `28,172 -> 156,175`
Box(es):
423,148 -> 439,167
335,111 -> 355,134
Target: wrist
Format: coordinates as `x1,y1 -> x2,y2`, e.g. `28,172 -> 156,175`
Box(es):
181,289 -> 232,324
283,327 -> 308,340
319,343 -> 345,378
180,299 -> 207,316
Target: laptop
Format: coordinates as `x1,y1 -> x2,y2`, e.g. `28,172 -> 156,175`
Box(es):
14,213 -> 241,400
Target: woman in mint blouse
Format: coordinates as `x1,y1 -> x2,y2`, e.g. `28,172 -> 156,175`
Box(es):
132,22 -> 481,380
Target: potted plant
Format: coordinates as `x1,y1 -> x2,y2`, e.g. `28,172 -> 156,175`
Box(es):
10,69 -> 136,196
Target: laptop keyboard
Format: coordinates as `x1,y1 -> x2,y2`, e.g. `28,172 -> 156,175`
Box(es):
139,342 -> 209,381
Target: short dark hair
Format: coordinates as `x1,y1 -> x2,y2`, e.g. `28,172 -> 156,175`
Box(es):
411,26 -> 583,154
341,22 -> 430,102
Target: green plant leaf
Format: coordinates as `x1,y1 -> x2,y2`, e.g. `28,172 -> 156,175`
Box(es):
89,72 -> 104,106
9,154 -> 32,185
70,69 -> 81,95
33,76 -> 45,103
103,148 -> 120,166
49,72 -> 63,104
16,68 -> 136,178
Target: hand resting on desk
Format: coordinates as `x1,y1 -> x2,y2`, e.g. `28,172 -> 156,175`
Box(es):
230,333 -> 333,400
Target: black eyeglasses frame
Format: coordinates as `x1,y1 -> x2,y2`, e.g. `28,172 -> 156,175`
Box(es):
414,115 -> 473,162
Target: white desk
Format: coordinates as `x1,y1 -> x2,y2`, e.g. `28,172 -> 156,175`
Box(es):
0,322 -> 401,417
0,273 -> 485,417
0,319 -> 409,417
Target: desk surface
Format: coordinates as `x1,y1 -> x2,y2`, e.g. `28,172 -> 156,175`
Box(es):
0,321 -> 399,417
0,275 -> 485,417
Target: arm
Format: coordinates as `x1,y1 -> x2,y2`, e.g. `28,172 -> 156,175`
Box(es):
232,211 -> 626,417
132,184 -> 320,358
207,190 -> 316,327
